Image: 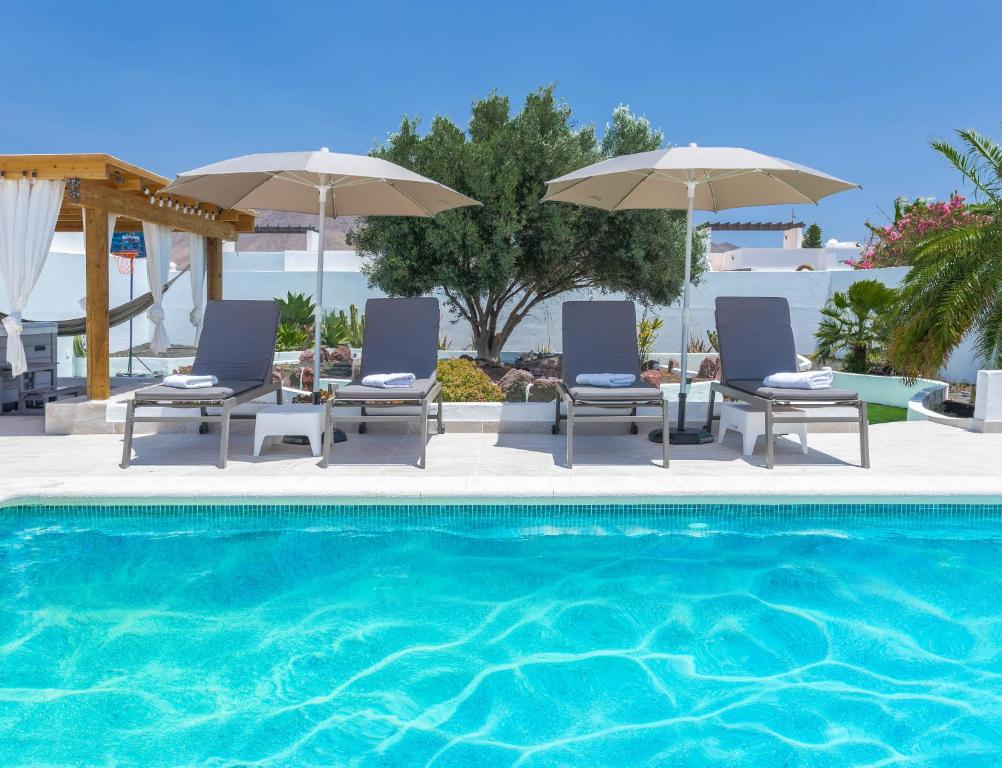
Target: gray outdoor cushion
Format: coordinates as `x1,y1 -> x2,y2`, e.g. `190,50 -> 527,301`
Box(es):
190,300 -> 280,384
715,297 -> 799,385
134,379 -> 266,402
727,379 -> 859,401
359,297 -> 439,380
335,378 -> 437,401
562,301 -> 644,386
569,384 -> 662,402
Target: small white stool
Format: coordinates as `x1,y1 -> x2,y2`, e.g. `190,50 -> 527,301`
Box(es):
254,405 -> 325,457
717,403 -> 808,456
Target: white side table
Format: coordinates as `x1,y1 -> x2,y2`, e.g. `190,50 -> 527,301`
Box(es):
254,404 -> 326,457
717,403 -> 808,456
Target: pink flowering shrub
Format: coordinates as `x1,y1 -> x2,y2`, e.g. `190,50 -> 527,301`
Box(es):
849,194 -> 990,269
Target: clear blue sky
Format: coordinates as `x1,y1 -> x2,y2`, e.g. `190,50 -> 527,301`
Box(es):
4,1 -> 1001,246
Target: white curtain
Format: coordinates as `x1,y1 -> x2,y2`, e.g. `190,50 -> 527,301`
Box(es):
187,233 -> 206,345
142,222 -> 172,355
0,178 -> 65,376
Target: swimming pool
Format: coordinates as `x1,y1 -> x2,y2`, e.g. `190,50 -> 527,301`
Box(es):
1,502 -> 1000,766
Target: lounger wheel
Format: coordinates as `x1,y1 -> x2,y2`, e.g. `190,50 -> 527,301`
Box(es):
551,424 -> 560,435
358,423 -> 367,434
199,423 -> 209,435
630,423 -> 639,435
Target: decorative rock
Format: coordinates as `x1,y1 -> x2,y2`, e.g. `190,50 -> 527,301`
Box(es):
697,355 -> 721,381
515,353 -> 562,379
641,369 -> 670,387
527,376 -> 560,402
499,368 -> 534,402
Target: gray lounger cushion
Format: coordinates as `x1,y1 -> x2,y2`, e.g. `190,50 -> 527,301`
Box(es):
335,378 -> 437,401
562,301 -> 645,387
727,379 -> 859,401
715,296 -> 857,400
358,297 -> 439,380
568,384 -> 661,401
134,300 -> 280,402
715,296 -> 799,385
134,379 -> 264,402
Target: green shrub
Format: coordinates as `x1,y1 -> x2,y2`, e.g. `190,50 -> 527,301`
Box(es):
437,359 -> 503,402
275,322 -> 311,351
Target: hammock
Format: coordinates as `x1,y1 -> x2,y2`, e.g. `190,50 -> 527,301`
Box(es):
1,268 -> 189,337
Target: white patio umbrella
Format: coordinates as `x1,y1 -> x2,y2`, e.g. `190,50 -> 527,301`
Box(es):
543,144 -> 859,444
161,148 -> 479,406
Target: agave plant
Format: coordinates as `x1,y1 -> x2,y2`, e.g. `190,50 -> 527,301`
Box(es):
887,127 -> 1002,377
815,279 -> 898,373
275,322 -> 311,352
275,292 -> 316,326
321,312 -> 350,347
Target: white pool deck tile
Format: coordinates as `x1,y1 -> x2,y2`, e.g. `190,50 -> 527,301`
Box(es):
1,416 -> 1001,505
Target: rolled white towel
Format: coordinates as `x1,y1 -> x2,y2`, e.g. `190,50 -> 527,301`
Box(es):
575,373 -> 636,388
361,373 -> 416,389
163,374 -> 218,389
763,371 -> 832,390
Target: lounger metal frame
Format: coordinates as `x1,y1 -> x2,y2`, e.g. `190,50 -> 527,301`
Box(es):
703,382 -> 869,469
321,382 -> 444,469
554,381 -> 669,469
120,382 -> 282,470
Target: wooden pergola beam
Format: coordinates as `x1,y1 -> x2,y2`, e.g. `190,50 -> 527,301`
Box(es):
67,180 -> 239,240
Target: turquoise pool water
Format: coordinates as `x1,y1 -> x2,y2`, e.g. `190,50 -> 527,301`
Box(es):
1,503 -> 1001,767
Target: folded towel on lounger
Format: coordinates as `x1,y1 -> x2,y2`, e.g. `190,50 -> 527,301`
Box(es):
575,373 -> 636,388
762,369 -> 832,390
163,374 -> 218,389
360,373 -> 416,389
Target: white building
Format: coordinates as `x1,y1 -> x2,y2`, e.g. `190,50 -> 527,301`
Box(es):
708,221 -> 860,272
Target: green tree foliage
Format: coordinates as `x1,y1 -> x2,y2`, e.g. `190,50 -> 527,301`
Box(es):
350,87 -> 703,362
815,279 -> 898,373
802,223 -> 823,248
888,127 -> 1002,376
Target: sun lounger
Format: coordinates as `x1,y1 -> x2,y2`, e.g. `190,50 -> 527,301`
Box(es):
120,300 -> 281,469
321,297 -> 443,468
703,296 -> 869,468
554,301 -> 669,468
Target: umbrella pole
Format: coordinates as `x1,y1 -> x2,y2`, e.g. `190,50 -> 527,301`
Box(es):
650,179 -> 712,446
677,180 -> 695,431
313,183 -> 328,404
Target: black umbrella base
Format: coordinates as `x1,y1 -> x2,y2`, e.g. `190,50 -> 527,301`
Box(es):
648,427 -> 714,445
284,428 -> 347,446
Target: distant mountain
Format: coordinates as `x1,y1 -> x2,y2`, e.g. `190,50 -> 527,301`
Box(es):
710,240 -> 739,253
237,210 -> 357,252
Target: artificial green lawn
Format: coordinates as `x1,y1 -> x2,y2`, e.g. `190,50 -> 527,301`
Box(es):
867,403 -> 908,424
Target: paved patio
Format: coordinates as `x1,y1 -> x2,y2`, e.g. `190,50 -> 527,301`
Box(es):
1,415 -> 1000,504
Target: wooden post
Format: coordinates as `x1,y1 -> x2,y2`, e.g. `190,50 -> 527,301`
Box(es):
84,207 -> 109,400
206,237 -> 223,300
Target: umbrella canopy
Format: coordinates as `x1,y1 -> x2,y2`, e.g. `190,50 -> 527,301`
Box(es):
161,149 -> 479,403
543,144 -> 859,444
161,149 -> 478,217
542,145 -> 858,212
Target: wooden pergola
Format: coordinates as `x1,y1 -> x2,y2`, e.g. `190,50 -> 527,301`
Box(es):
0,154 -> 255,401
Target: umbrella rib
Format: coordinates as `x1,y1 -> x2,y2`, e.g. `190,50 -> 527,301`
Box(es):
761,171 -> 819,204
610,169 -> 658,212
385,181 -> 435,216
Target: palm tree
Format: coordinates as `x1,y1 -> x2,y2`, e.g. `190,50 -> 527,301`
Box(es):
815,279 -> 898,373
887,128 -> 1002,378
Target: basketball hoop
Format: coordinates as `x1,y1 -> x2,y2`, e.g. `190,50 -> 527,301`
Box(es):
113,250 -> 138,275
